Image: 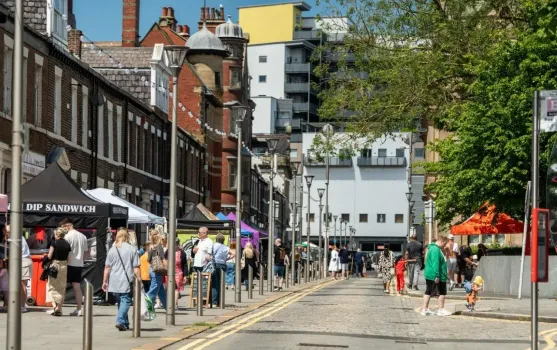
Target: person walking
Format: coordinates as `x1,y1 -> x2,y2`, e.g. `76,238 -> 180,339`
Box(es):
193,227 -> 213,272
241,242 -> 257,290
422,236 -> 450,316
328,246 -> 340,280
378,243 -> 394,293
60,218 -> 88,316
45,227 -> 71,316
225,242 -> 236,290
405,232 -> 423,290
354,249 -> 365,277
102,228 -> 140,331
211,233 -> 229,306
139,242 -> 151,293
445,234 -> 459,291
339,244 -> 350,279
165,238 -> 188,309
273,239 -> 288,290
5,224 -> 33,313
147,231 -> 167,309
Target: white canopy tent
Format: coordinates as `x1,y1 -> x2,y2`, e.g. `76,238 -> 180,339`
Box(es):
85,188 -> 166,225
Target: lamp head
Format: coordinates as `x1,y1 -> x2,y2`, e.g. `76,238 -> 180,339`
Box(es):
267,138 -> 279,153
304,175 -> 314,187
405,192 -> 412,202
291,161 -> 302,175
163,45 -> 189,76
317,188 -> 325,198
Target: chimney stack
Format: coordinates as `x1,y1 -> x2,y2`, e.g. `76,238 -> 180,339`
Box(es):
122,0 -> 140,47
177,25 -> 183,33
178,25 -> 190,39
198,5 -> 226,33
219,4 -> 224,19
68,29 -> 83,58
211,8 -> 215,20
161,7 -> 168,17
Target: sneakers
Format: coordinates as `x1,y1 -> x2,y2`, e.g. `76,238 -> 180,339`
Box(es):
412,286 -> 419,291
70,309 -> 83,316
21,307 -> 28,313
421,309 -> 434,316
449,281 -> 455,291
154,304 -> 163,309
46,309 -> 55,315
115,324 -> 127,331
437,309 -> 452,316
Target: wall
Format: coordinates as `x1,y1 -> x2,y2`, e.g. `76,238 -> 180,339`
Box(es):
251,96 -> 276,134
239,4 -> 295,44
302,132 -> 411,246
247,44 -> 286,99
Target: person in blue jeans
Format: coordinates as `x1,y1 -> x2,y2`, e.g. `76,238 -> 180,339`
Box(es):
211,234 -> 230,306
102,228 -> 140,331
147,232 -> 166,309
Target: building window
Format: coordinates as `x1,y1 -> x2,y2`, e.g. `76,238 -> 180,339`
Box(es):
116,106 -> 122,162
3,45 -> 13,116
22,56 -> 27,120
71,82 -> 78,143
33,63 -> 42,126
415,148 -> 425,159
143,128 -> 149,172
308,213 -> 315,223
395,214 -> 404,223
3,168 -> 11,193
341,213 -> 350,222
153,134 -> 159,176
359,214 -> 368,223
98,104 -> 104,157
215,72 -> 221,86
229,160 -> 237,189
82,87 -> 89,148
49,0 -> 68,42
377,149 -> 387,157
54,68 -> 62,135
230,68 -> 241,89
360,148 -> 372,158
259,75 -> 267,83
259,55 -> 267,63
377,214 -> 386,223
153,70 -> 169,113
290,148 -> 298,158
396,148 -> 405,158
107,102 -> 114,160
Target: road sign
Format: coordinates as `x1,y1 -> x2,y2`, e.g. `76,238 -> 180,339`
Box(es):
531,208 -> 549,283
540,90 -> 557,132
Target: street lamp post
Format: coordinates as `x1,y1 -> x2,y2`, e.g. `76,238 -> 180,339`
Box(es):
290,161 -> 301,286
349,225 -> 353,249
317,188 -> 325,279
344,220 -> 348,247
322,124 -> 334,279
304,175 -> 314,283
232,107 -> 248,302
333,215 -> 338,247
267,138 -> 279,292
405,184 -> 413,243
163,45 -> 188,326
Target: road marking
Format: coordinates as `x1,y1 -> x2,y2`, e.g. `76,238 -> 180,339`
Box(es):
177,281 -> 335,350
543,331 -> 557,350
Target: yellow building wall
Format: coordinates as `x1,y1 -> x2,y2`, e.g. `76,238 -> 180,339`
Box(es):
239,4 -> 296,44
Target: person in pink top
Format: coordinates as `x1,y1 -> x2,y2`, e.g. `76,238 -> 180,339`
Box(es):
0,258 -> 8,311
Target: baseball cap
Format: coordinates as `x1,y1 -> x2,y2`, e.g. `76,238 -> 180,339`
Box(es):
448,234 -> 454,240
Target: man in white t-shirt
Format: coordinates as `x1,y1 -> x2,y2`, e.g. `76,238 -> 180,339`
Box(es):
193,227 -> 213,272
61,218 -> 88,316
445,234 -> 459,291
4,224 -> 31,313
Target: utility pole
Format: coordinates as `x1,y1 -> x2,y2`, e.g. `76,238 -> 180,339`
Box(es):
304,175 -> 314,283
267,139 -> 279,292
234,108 -> 247,302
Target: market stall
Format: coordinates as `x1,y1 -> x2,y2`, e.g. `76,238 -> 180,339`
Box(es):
225,212 -> 268,250
0,194 -> 6,225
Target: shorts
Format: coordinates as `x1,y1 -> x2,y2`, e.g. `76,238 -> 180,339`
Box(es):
425,279 -> 447,296
341,263 -> 349,271
274,265 -> 285,277
67,266 -> 83,283
446,258 -> 457,272
21,257 -> 32,281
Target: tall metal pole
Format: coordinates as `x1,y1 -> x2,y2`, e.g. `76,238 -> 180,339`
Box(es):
291,173 -> 297,286
519,181 -> 532,300
324,154 -> 330,277
267,155 -> 275,292
305,182 -> 311,283
83,280 -> 94,349
333,216 -> 337,246
428,200 -> 434,245
235,117 -> 243,302
407,132 -> 413,243
318,202 -> 323,279
166,75 -> 179,326
7,0 -> 24,348
531,90 -> 540,350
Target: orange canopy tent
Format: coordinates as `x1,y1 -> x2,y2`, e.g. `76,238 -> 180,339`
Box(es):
450,204 -> 525,235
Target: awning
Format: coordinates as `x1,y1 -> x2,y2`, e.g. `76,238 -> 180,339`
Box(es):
451,204 -> 525,235
177,204 -> 234,231
85,188 -> 166,225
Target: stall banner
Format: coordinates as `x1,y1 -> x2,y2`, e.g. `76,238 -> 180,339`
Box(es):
7,203 -> 99,214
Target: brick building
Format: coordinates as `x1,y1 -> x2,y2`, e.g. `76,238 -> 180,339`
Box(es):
0,1 -> 203,231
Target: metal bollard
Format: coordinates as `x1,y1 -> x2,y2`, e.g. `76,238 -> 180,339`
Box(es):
83,279 -> 93,350
220,268 -> 225,309
133,277 -> 141,337
259,263 -> 264,295
285,265 -> 290,288
298,263 -> 303,285
248,265 -> 253,299
196,272 -> 203,316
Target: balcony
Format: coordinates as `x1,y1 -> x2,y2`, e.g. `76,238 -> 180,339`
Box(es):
293,102 -> 318,114
304,155 -> 353,167
285,63 -> 311,73
284,82 -> 317,95
357,156 -> 406,167
293,30 -> 326,41
325,51 -> 356,62
275,118 -> 301,129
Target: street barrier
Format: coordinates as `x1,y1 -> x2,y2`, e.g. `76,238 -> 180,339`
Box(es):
298,263 -> 303,285
286,265 -> 290,288
196,272 -> 203,316
83,279 -> 93,350
133,277 -> 141,338
220,268 -> 225,309
248,265 -> 253,299
259,263 -> 264,295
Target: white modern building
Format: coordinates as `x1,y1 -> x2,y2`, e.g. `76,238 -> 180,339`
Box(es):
301,132 -> 425,253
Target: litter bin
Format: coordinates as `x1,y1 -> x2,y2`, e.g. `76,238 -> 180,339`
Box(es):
29,254 -> 50,307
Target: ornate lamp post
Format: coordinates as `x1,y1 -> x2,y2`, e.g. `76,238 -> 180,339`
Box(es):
290,161 -> 301,285
163,45 -> 188,325
317,188 -> 325,279
405,183 -> 413,243
333,215 -> 338,246
267,138 -> 279,292
322,124 -> 334,279
304,175 -> 314,283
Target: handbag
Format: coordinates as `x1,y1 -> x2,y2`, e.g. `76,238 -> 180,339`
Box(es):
203,245 -> 218,274
151,247 -> 167,275
115,246 -> 134,293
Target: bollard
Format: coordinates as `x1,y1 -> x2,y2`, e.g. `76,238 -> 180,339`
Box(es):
219,268 -> 225,309
196,272 -> 203,316
248,265 -> 253,299
133,277 -> 141,337
259,263 -> 264,295
285,265 -> 290,288
83,279 -> 93,350
298,263 -> 303,285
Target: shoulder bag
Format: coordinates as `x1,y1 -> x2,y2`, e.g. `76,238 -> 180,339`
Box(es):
203,245 -> 218,274
115,246 -> 134,293
151,246 -> 167,275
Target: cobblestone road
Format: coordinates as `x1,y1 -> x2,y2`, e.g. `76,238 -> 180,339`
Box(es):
168,277 -> 557,350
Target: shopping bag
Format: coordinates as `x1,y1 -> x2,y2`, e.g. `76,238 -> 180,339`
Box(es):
362,266 -> 367,277
141,292 -> 156,321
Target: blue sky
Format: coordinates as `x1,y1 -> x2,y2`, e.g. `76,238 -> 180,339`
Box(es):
74,0 -> 324,41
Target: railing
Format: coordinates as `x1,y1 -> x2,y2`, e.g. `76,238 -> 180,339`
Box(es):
293,102 -> 318,114
325,52 -> 356,62
276,118 -> 301,129
285,83 -> 317,95
285,63 -> 311,73
304,155 -> 353,167
294,30 -> 325,41
357,156 -> 406,167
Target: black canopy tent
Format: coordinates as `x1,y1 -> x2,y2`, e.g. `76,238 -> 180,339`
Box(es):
177,205 -> 235,231
6,162 -> 129,302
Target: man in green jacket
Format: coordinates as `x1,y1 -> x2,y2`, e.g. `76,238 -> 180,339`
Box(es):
422,236 -> 451,316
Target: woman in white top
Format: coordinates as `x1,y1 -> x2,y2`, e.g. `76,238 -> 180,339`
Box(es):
328,246 -> 340,280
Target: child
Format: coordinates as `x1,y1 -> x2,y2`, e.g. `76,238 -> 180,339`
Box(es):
464,276 -> 483,312
140,242 -> 151,293
394,255 -> 415,295
0,259 -> 8,311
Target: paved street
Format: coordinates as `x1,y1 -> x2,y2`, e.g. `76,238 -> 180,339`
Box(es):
167,277 -> 557,350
